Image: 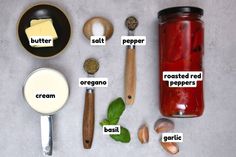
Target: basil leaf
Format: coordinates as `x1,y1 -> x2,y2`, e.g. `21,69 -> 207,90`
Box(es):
110,127 -> 131,143
99,119 -> 110,126
107,97 -> 125,125
108,118 -> 119,125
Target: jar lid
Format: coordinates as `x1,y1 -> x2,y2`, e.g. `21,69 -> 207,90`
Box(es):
158,6 -> 203,18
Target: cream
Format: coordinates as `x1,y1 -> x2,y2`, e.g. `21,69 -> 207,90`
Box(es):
24,68 -> 69,114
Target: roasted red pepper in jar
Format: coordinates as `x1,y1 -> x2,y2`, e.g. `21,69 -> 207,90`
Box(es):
158,7 -> 204,117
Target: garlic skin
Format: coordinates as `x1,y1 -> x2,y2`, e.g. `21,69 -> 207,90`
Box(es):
160,142 -> 179,155
138,125 -> 149,144
154,118 -> 174,133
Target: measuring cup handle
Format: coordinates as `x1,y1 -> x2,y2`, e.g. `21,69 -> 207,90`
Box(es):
41,115 -> 53,156
83,89 -> 95,149
125,48 -> 136,105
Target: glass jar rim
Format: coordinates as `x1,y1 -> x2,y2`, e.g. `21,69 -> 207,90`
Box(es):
158,6 -> 203,18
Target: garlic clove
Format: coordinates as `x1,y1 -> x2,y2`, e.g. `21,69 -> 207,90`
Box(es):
160,142 -> 179,155
138,125 -> 149,144
154,118 -> 174,133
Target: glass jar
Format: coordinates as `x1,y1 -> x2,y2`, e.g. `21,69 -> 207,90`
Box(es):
158,6 -> 204,117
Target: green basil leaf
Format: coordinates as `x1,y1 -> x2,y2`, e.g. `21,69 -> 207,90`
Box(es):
108,118 -> 119,125
107,97 -> 125,125
99,119 -> 110,126
110,126 -> 131,143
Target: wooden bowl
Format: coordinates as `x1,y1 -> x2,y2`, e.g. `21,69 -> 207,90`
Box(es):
83,17 -> 113,40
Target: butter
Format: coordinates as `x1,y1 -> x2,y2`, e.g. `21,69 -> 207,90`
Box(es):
30,19 -> 52,26
25,20 -> 58,40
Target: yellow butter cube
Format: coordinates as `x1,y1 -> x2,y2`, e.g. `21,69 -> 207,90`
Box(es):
30,19 -> 52,26
25,20 -> 58,40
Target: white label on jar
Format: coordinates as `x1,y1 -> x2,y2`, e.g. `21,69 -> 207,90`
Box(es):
162,133 -> 183,143
103,125 -> 120,135
79,77 -> 108,87
163,71 -> 203,87
90,36 -> 106,46
121,36 -> 146,46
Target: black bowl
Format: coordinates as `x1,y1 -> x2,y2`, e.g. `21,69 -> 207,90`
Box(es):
18,4 -> 71,58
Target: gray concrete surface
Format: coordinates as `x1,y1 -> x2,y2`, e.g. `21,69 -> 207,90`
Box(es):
0,0 -> 236,157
